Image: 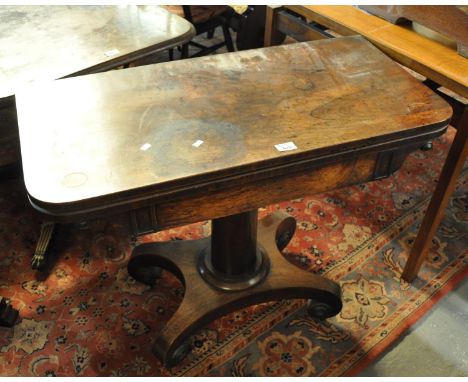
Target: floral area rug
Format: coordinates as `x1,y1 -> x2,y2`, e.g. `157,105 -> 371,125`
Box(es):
0,126 -> 466,377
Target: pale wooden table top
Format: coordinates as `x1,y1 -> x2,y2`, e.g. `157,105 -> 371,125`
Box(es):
0,5 -> 194,101
15,36 -> 451,215
286,5 -> 468,99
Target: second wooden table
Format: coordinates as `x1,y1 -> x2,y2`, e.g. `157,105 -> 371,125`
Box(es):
0,5 -> 195,172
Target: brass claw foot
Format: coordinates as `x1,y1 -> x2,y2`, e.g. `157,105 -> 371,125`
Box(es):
32,222 -> 56,270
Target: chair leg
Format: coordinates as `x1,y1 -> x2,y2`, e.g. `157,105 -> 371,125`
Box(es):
207,28 -> 215,39
181,43 -> 189,59
222,24 -> 235,52
168,48 -> 174,61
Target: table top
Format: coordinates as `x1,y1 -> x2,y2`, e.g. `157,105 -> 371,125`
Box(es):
286,5 -> 468,99
0,5 -> 194,101
16,36 -> 451,216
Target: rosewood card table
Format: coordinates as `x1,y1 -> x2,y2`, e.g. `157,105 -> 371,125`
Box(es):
15,36 -> 451,366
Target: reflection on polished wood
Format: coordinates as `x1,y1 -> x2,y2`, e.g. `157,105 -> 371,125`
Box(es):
0,5 -> 195,179
16,36 -> 451,365
360,5 -> 468,57
281,5 -> 468,99
0,5 -> 195,102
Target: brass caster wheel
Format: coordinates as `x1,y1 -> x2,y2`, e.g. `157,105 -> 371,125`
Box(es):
153,339 -> 192,369
166,341 -> 192,368
31,253 -> 46,271
306,299 -> 338,320
420,141 -> 433,151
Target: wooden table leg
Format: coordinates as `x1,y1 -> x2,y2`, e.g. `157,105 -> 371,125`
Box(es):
127,210 -> 342,367
264,5 -> 285,47
402,108 -> 468,282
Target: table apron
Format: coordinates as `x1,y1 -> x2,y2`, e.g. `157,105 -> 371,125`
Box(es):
29,137 -> 434,237
131,143 -> 420,235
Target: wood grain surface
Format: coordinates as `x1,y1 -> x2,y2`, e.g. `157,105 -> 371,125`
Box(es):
286,5 -> 468,98
0,5 -> 194,100
15,36 -> 451,218
360,5 -> 468,57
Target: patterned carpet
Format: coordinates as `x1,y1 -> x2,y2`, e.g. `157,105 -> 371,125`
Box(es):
0,126 -> 466,376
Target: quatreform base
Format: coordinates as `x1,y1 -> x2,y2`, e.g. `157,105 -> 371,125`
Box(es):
127,210 -> 342,368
